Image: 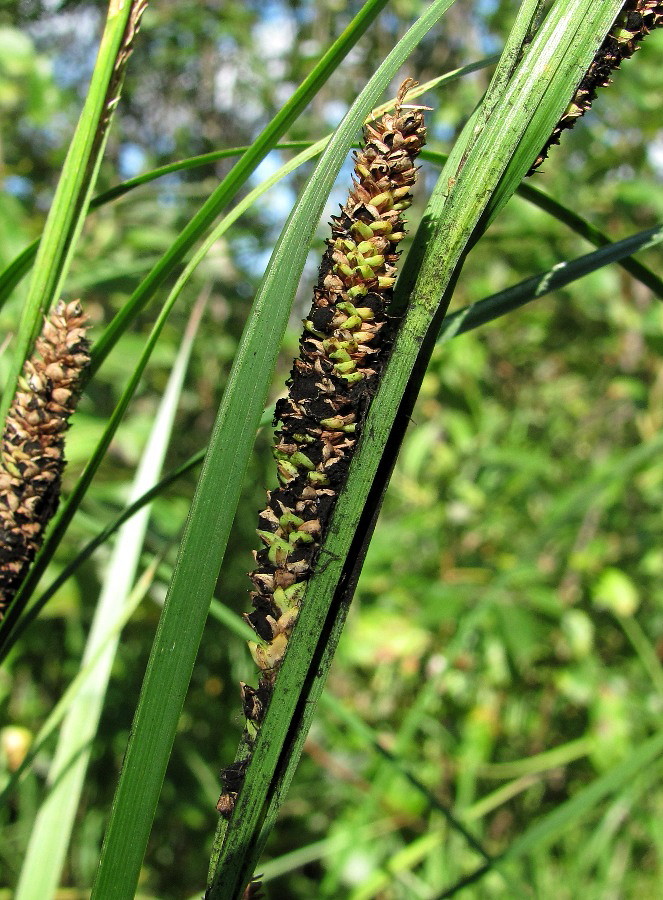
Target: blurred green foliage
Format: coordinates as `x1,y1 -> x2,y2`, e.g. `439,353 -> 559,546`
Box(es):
0,1 -> 662,897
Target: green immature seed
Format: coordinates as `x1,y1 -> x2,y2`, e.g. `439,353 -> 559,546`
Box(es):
290,451 -> 315,470
363,254 -> 385,268
378,275 -> 396,288
256,529 -> 278,547
353,307 -> 374,321
245,719 -> 259,740
341,371 -> 364,384
279,512 -> 304,529
342,314 -> 363,330
276,460 -> 299,483
285,581 -> 307,602
268,537 -> 291,566
249,633 -> 288,670
3,459 -> 21,478
352,220 -> 374,240
272,586 -> 288,611
356,265 -> 375,280
330,348 -> 351,362
614,25 -> 634,41
334,361 -> 357,375
304,320 -> 324,337
307,471 -> 330,485
319,416 -> 346,430
320,416 -> 356,432
288,530 -> 313,547
371,191 -> 392,208
370,221 -> 392,235
337,264 -> 355,278
245,720 -> 259,740
273,581 -> 307,613
347,284 -> 368,299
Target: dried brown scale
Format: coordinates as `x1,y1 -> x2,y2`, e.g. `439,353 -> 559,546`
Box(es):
217,80 -> 427,820
528,0 -> 663,174
241,877 -> 266,900
205,874 -> 265,900
0,301 -> 90,616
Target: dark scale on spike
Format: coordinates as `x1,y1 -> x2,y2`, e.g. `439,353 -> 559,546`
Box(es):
217,79 -> 427,819
529,0 -> 663,174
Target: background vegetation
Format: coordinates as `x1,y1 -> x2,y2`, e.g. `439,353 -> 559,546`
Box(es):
1,1 -> 662,897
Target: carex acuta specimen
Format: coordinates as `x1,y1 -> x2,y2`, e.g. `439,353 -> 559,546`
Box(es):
217,79 -> 427,817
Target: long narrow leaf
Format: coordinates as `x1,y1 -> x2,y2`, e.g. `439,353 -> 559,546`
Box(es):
0,55 -> 501,309
207,3 -> 624,895
0,0 -> 146,428
439,223 -> 663,342
517,180 -> 663,299
14,294 -> 204,900
435,730 -> 663,898
92,4 -> 460,897
15,219 -> 657,655
0,561 -> 157,811
0,138 -> 333,655
87,0 -> 390,378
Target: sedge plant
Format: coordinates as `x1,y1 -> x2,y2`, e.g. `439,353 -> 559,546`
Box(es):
1,1 -> 662,898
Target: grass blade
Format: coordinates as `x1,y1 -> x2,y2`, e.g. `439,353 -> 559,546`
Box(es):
435,730 -> 663,898
13,294 -> 203,900
87,0 -> 390,378
0,0 -> 146,427
92,4 -> 459,896
0,51 -> 499,309
206,2 -> 625,895
16,218 -> 656,653
439,223 -> 663,341
517,181 -> 663,300
0,138 -> 333,655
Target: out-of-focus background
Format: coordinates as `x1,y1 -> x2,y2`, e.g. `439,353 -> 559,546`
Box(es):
1,1 -> 662,896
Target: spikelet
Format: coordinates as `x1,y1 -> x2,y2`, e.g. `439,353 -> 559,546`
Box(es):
0,301 -> 90,615
217,80 -> 427,820
529,0 -> 663,174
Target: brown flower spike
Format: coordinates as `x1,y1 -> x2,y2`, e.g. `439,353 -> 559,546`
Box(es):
217,80 -> 426,818
529,0 -> 663,173
0,300 -> 90,616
